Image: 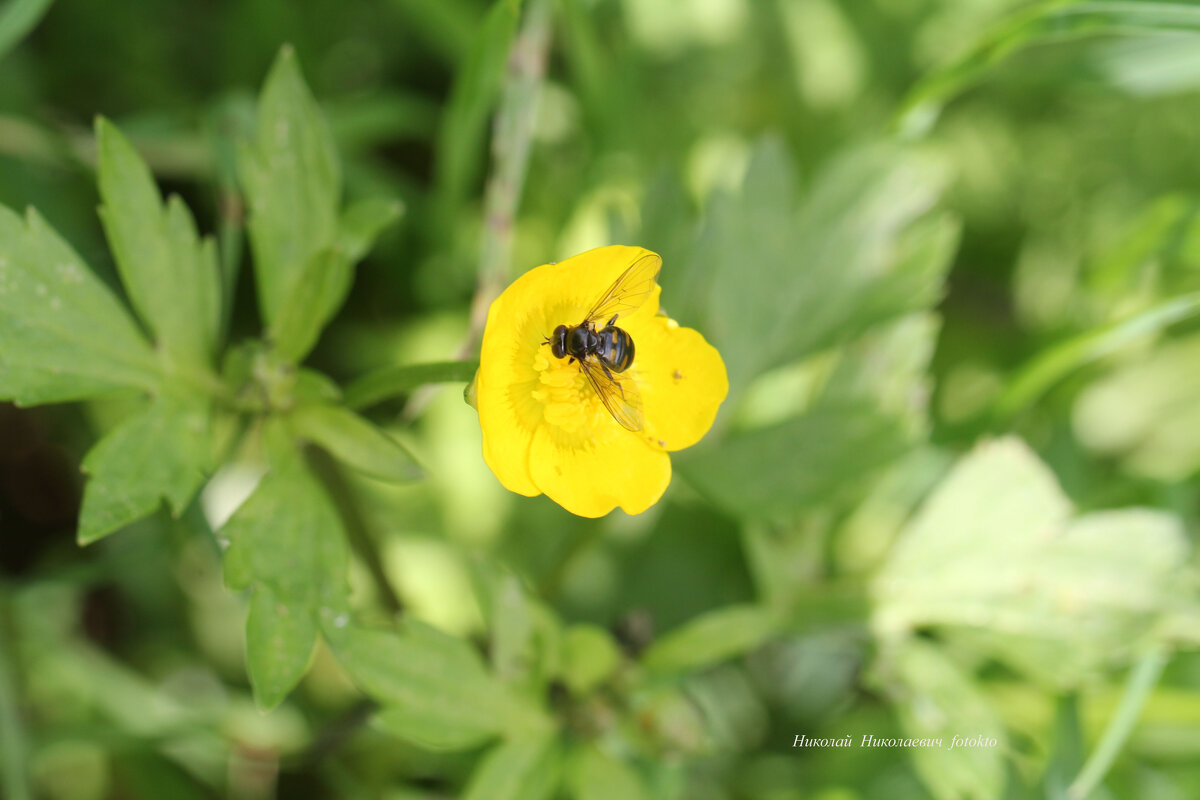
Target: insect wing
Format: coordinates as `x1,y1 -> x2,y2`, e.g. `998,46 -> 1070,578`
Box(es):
583,252 -> 662,325
578,355 -> 645,431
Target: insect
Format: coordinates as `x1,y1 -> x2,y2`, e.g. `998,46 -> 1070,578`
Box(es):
544,252 -> 662,431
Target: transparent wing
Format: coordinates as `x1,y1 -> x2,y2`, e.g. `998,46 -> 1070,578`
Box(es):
577,355 -> 645,432
583,252 -> 662,326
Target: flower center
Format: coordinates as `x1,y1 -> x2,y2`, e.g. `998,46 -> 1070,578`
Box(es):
530,350 -> 606,435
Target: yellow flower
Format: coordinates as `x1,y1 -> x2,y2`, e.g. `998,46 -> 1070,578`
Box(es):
476,245 -> 728,517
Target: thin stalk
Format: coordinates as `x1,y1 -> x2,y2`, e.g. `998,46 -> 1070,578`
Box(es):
305,448 -> 404,617
0,587 -> 30,800
462,0 -> 552,355
1067,646 -> 1169,800
343,359 -> 479,411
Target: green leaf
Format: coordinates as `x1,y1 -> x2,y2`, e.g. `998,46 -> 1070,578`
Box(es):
693,138 -> 949,393
565,745 -> 647,800
560,625 -> 620,694
642,605 -> 781,675
96,118 -> 221,367
462,735 -> 561,800
325,620 -> 546,752
240,45 -> 341,326
288,403 -> 422,482
0,0 -> 53,61
873,438 -> 1192,687
895,0 -> 1200,137
267,248 -> 351,363
0,205 -> 158,404
678,404 -> 911,520
267,198 -> 402,363
78,396 -> 211,545
878,639 -> 1006,800
222,453 -> 349,709
432,0 -> 523,228
994,292 -> 1200,424
337,196 -> 403,262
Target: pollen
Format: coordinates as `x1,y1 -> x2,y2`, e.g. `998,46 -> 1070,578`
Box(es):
531,351 -> 601,434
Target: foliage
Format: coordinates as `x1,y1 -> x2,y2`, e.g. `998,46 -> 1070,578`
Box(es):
2,1 -> 1200,800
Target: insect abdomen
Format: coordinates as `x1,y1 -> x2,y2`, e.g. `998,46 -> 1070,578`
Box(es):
602,328 -> 635,372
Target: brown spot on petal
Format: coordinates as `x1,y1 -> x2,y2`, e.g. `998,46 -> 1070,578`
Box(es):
658,439 -> 667,448
672,369 -> 684,382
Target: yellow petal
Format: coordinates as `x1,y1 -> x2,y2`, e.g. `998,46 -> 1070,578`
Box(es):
529,421 -> 672,518
624,315 -> 729,452
477,245 -> 664,499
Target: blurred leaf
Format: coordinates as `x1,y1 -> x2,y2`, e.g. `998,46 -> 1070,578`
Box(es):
874,438 -> 1193,687
96,118 -> 221,368
897,0 -> 1200,136
994,291 -> 1200,423
560,625 -> 620,694
239,45 -> 340,326
880,639 -> 1007,800
343,359 -> 479,410
432,0 -> 523,228
0,205 -> 158,404
222,453 -> 349,709
267,248 -> 351,363
388,0 -> 480,62
565,745 -> 647,800
326,620 -> 546,752
1068,647 -> 1169,800
678,404 -> 911,520
338,196 -> 403,262
264,196 -> 401,362
0,0 -> 53,61
78,396 -> 210,544
289,403 -> 421,482
462,735 -> 561,800
642,605 -> 781,675
694,138 -> 949,393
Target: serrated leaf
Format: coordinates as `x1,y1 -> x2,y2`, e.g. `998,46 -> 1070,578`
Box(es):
288,403 -> 421,482
641,605 -> 781,675
0,205 -> 158,404
96,118 -> 221,367
463,735 -> 561,800
266,198 -> 401,363
240,45 -> 341,326
326,619 -> 546,752
874,438 -> 1193,687
222,453 -> 349,709
678,404 -> 911,520
565,745 -> 647,800
267,248 -> 351,363
880,639 -> 1006,800
693,138 -> 949,393
78,396 -> 210,544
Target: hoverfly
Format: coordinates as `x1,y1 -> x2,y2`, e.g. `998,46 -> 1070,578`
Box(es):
543,252 -> 662,432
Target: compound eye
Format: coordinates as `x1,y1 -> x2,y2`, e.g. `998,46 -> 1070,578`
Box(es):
550,325 -> 568,359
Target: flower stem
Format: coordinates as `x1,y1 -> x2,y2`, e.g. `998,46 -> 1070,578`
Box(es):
343,359 -> 480,411
305,448 -> 404,617
462,0 -> 552,355
0,586 -> 31,800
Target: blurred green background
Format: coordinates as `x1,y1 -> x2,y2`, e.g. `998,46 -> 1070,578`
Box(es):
3,0 -> 1200,798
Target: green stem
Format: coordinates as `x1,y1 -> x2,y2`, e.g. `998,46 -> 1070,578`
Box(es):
1066,646 -> 1169,800
991,292 -> 1200,424
0,587 -> 31,800
462,0 -> 552,355
305,447 -> 404,617
343,359 -> 479,411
